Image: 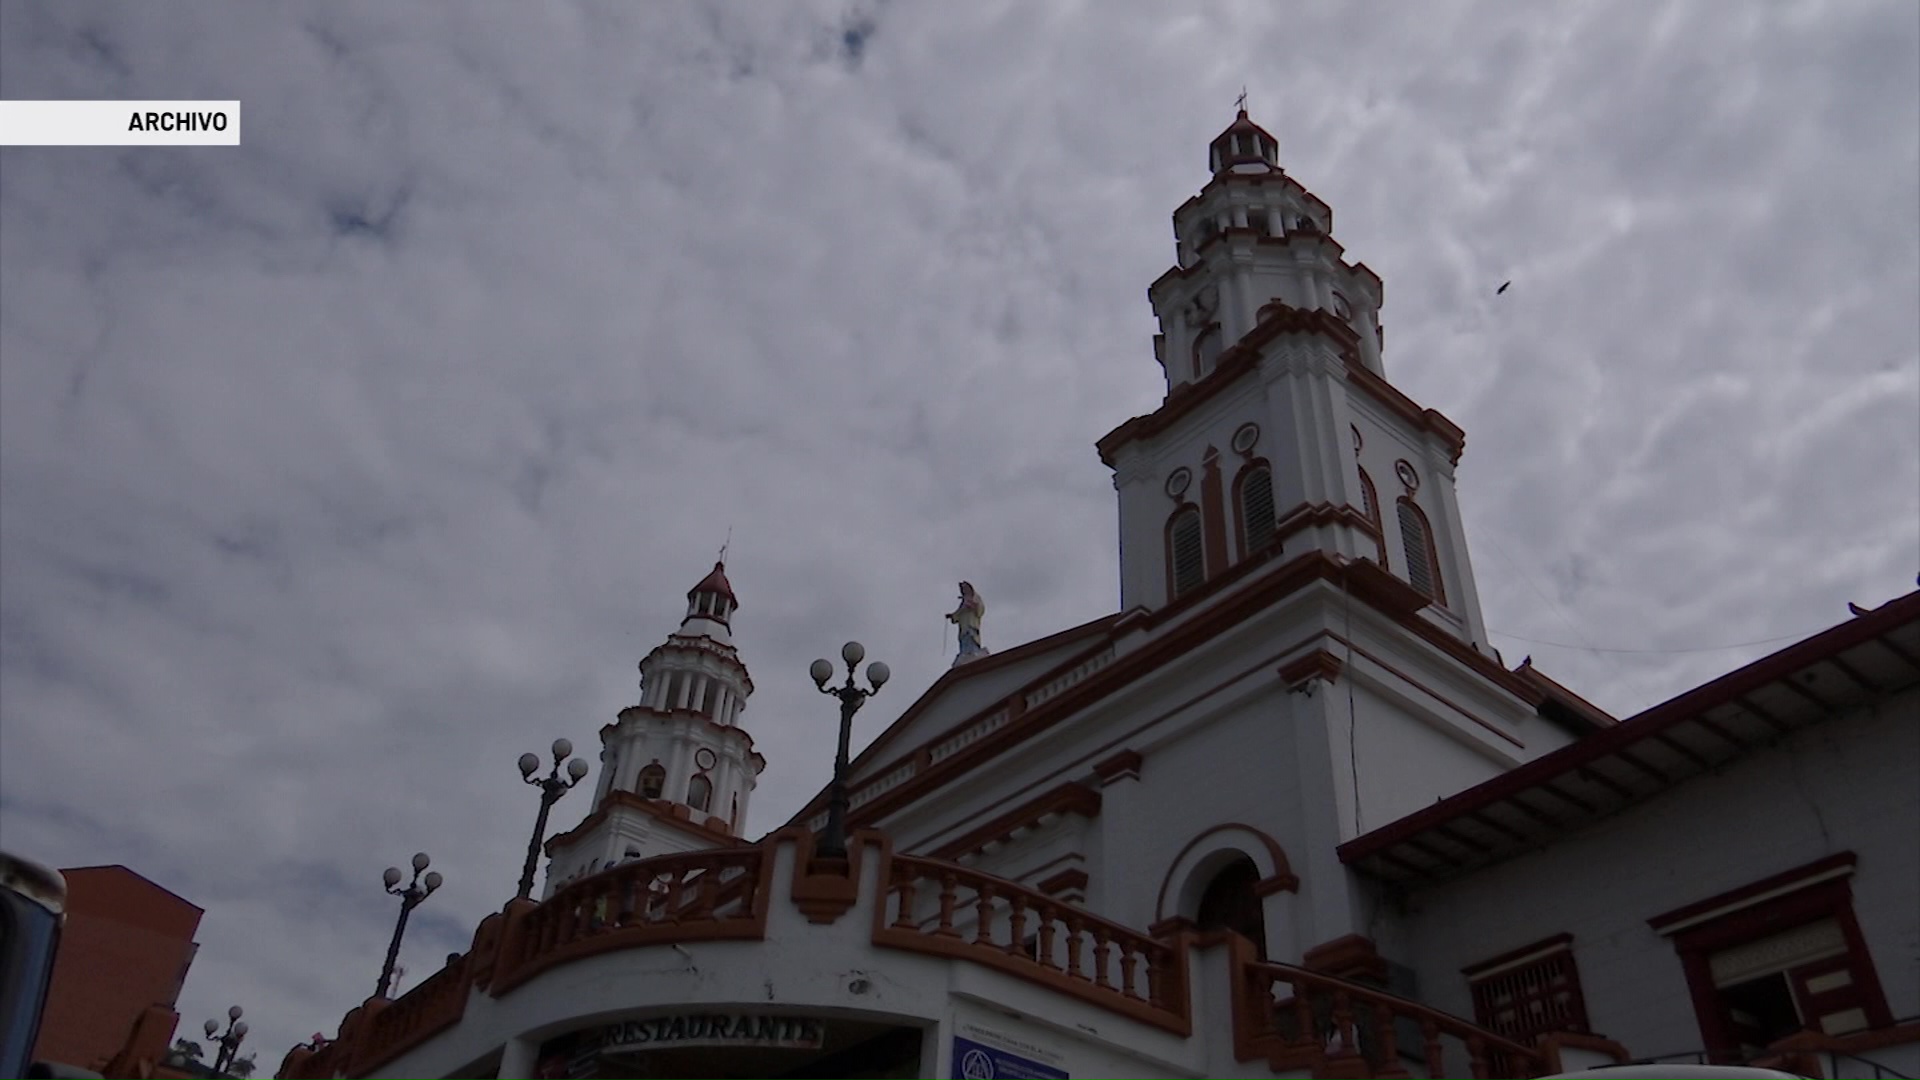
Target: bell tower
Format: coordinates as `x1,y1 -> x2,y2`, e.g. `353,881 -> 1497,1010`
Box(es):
539,560 -> 764,895
1099,109 -> 1493,651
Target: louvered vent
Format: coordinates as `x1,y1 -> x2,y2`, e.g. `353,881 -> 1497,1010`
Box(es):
1240,466 -> 1276,554
1171,510 -> 1205,596
1398,500 -> 1440,600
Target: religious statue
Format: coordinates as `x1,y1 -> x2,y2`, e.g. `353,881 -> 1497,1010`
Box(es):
946,581 -> 988,667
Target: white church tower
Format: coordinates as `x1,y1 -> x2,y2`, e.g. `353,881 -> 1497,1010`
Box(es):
1100,107 -> 1494,651
539,561 -> 764,896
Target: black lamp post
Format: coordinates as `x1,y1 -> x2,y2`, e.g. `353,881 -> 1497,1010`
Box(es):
809,640 -> 890,859
203,1006 -> 247,1075
516,738 -> 590,900
375,852 -> 442,999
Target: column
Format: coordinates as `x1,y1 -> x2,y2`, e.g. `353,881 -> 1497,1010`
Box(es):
497,1035 -> 539,1079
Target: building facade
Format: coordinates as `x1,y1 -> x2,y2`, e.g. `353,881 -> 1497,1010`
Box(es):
33,864 -> 203,1075
277,111 -> 1920,1080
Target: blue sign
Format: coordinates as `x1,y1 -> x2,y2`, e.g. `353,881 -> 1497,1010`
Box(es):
951,1036 -> 1069,1080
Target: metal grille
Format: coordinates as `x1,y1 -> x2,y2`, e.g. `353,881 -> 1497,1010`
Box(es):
1469,949 -> 1589,1045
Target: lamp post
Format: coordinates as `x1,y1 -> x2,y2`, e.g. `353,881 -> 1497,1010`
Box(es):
375,853 -> 442,999
203,1006 -> 247,1075
810,640 -> 890,859
516,738 -> 590,900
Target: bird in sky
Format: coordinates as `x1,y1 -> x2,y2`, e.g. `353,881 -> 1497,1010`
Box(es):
1496,281 -> 1511,295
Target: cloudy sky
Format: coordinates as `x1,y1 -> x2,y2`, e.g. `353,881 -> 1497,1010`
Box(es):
2,0 -> 1915,1066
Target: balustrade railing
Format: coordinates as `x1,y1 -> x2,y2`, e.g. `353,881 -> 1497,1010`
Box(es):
358,955 -> 472,1071
875,854 -> 1188,1033
493,847 -> 766,992
1242,960 -> 1546,1078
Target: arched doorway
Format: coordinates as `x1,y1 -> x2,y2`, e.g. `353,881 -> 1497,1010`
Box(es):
1195,855 -> 1267,959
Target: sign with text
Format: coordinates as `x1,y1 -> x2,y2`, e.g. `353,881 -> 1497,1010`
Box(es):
952,1036 -> 1069,1079
0,101 -> 241,145
595,1013 -> 825,1053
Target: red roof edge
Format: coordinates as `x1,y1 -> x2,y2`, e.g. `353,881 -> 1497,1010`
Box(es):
1340,591 -> 1920,866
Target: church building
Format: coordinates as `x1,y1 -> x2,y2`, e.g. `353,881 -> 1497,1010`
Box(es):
277,109 -> 1920,1080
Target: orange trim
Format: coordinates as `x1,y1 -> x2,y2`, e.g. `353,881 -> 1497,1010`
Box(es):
1099,304 -> 1362,466
1092,749 -> 1143,785
1302,933 -> 1386,983
1153,822 -> 1299,923
1341,592 -> 1920,867
546,790 -> 746,856
837,555 -> 1541,832
782,613 -> 1121,826
1277,648 -> 1344,689
927,783 -> 1101,861
1035,868 -> 1089,896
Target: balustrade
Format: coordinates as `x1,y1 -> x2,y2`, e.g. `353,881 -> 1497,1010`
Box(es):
358,956 -> 471,1069
1242,960 -> 1545,1078
877,854 -> 1187,1032
494,847 -> 766,993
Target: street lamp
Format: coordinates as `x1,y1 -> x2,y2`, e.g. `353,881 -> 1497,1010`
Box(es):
810,640 -> 890,859
375,852 -> 442,999
516,738 -> 591,900
203,1006 -> 247,1075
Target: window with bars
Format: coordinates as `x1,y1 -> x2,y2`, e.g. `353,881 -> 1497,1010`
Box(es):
1397,498 -> 1445,603
1466,938 -> 1590,1046
1169,508 -> 1205,597
1238,465 -> 1276,556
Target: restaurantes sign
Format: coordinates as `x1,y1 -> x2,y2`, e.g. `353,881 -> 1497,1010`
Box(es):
594,1014 -> 826,1052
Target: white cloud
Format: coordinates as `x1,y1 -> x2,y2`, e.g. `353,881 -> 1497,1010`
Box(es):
2,0 -> 1914,1064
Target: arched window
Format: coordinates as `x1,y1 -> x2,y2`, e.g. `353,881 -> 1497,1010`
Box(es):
1167,507 -> 1205,599
1397,498 -> 1447,604
1358,468 -> 1385,566
1192,324 -> 1222,380
1196,856 -> 1267,959
686,773 -> 713,814
637,762 -> 666,800
1235,463 -> 1276,557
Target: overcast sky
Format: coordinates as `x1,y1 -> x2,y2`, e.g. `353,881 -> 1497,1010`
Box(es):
2,0 -> 1916,1067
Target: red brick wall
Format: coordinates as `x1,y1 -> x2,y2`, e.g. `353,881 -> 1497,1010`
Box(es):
30,866 -> 202,1070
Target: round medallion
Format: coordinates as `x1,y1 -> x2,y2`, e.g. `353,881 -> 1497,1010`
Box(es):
694,748 -> 717,770
1164,467 -> 1193,498
1231,422 -> 1260,455
1395,459 -> 1420,491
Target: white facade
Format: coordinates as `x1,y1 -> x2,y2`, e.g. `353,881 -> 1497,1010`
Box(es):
542,562 -> 765,896
280,112 -> 1920,1080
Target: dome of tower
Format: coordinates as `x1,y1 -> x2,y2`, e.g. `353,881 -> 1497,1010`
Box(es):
687,561 -> 737,607
1209,109 -> 1280,175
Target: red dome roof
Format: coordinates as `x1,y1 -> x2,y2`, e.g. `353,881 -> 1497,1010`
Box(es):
688,561 -> 737,605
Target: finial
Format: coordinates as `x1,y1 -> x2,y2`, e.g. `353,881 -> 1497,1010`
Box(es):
1235,86 -> 1248,115
718,526 -> 731,565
